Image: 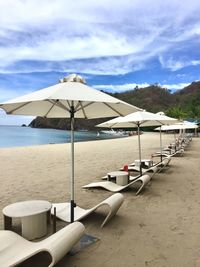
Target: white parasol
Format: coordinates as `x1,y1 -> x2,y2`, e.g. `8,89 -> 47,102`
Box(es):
97,110 -> 177,174
0,74 -> 141,222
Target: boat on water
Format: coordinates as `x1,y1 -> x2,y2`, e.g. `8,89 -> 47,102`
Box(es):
100,129 -> 127,136
78,129 -> 88,132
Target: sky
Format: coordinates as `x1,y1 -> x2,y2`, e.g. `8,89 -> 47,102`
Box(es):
0,0 -> 200,125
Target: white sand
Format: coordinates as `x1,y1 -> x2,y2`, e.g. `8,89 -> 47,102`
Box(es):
0,132 -> 199,267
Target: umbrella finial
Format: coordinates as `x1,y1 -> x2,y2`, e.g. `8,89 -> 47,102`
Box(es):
156,111 -> 165,116
59,74 -> 86,84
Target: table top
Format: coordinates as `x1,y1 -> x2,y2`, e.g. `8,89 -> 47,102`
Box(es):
107,171 -> 128,176
3,200 -> 52,218
135,159 -> 152,163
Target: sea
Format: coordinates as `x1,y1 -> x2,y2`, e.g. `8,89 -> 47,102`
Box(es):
0,125 -> 125,148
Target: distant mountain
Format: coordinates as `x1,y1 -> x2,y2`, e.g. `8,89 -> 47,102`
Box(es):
174,82 -> 200,118
111,84 -> 175,112
29,116 -> 114,131
177,81 -> 200,95
29,81 -> 200,130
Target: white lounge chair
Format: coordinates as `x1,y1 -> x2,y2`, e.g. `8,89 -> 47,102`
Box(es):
153,157 -> 171,174
127,156 -> 171,175
101,173 -> 140,181
0,222 -> 85,267
152,147 -> 184,157
83,174 -> 151,195
51,193 -> 124,228
126,164 -> 158,175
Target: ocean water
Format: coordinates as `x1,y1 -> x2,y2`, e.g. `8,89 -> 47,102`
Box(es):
0,125 -> 125,148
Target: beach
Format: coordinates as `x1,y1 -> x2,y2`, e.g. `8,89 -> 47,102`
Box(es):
0,132 -> 199,267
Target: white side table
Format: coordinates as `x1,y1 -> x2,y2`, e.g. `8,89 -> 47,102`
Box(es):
107,171 -> 129,186
3,200 -> 52,240
135,159 -> 153,168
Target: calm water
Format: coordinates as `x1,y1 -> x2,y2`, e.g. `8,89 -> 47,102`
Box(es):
0,125 -> 125,148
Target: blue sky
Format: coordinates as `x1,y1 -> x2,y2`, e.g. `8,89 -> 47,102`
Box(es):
0,0 -> 200,125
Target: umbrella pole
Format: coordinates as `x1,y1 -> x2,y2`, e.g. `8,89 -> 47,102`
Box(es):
70,104 -> 76,223
174,132 -> 177,152
160,126 -> 163,162
137,123 -> 142,176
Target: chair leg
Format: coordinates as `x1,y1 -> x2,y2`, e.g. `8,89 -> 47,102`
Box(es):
4,215 -> 12,230
53,207 -> 57,233
47,210 -> 51,224
136,182 -> 145,195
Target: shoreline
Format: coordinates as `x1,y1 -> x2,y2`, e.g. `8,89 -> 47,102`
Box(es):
0,124 -> 131,149
0,130 -> 173,150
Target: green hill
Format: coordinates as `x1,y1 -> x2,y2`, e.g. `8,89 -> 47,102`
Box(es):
111,85 -> 175,112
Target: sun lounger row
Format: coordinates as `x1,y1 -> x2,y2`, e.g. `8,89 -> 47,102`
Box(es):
152,135 -> 192,158
83,158 -> 170,194
83,174 -> 151,195
83,134 -> 192,195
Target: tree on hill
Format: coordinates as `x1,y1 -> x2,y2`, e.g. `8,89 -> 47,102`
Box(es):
112,85 -> 174,112
166,106 -> 187,120
174,81 -> 200,118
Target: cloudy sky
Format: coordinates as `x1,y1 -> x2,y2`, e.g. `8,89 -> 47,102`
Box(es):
0,0 -> 200,124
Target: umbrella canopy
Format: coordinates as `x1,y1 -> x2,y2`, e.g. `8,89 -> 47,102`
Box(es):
0,74 -> 141,223
155,121 -> 198,131
155,121 -> 198,147
0,75 -> 139,118
97,110 -> 177,174
97,110 -> 177,128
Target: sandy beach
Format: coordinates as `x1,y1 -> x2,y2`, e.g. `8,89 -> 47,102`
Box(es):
0,132 -> 199,267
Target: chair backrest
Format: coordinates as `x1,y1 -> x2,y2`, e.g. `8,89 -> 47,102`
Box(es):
0,222 -> 85,267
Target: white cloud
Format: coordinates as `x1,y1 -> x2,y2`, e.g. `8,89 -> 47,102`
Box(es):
0,87 -> 30,103
191,60 -> 200,66
0,112 -> 34,126
159,56 -> 200,71
94,83 -> 150,92
159,57 -> 186,71
161,83 -> 190,90
94,82 -> 191,92
0,0 -> 200,74
0,87 -> 25,102
0,33 -> 139,63
0,106 -> 34,126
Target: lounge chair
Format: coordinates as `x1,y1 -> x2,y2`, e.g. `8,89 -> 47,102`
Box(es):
117,158 -> 158,176
0,222 -> 85,267
154,156 -> 171,174
101,173 -> 140,181
83,174 -> 151,195
152,147 -> 184,157
128,155 -> 171,175
126,164 -> 158,175
51,193 -> 124,228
